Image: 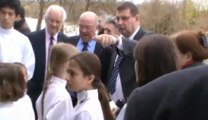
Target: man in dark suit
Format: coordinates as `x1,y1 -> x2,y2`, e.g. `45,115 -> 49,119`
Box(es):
99,2 -> 153,110
67,11 -> 104,57
125,65 -> 208,120
27,5 -> 68,118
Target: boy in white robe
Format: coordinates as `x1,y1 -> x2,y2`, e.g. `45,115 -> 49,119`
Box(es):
0,0 -> 35,80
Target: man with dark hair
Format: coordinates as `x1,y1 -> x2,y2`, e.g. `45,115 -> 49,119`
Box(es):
116,1 -> 151,40
14,6 -> 31,35
0,0 -> 35,80
99,1 -> 152,109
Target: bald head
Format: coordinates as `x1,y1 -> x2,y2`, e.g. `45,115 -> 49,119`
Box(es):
79,11 -> 98,26
79,11 -> 98,42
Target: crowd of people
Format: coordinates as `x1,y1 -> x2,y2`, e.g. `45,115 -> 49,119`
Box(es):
0,0 -> 208,120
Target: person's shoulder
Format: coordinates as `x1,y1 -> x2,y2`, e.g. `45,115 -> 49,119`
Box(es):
141,28 -> 154,36
143,65 -> 208,91
27,29 -> 45,37
68,35 -> 80,40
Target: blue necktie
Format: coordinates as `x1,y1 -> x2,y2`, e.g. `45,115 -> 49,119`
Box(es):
108,55 -> 123,94
82,42 -> 88,51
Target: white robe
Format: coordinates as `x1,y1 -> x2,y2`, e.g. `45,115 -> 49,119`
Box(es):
0,94 -> 35,120
36,76 -> 74,120
74,89 -> 104,120
0,27 -> 35,80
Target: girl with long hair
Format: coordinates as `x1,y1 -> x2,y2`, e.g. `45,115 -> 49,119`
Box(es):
36,43 -> 79,120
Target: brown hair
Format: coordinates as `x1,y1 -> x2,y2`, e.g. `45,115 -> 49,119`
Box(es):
69,52 -> 115,120
117,1 -> 139,16
0,63 -> 26,102
134,34 -> 178,86
171,30 -> 208,62
41,43 -> 79,117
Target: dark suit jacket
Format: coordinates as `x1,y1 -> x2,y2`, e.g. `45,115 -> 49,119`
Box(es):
27,29 -> 68,109
101,27 -> 152,101
125,65 -> 208,120
66,35 -> 104,57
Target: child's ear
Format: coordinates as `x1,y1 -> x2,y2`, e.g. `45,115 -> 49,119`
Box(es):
87,74 -> 95,84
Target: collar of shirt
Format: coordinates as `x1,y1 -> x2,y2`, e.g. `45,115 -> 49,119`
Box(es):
77,38 -> 96,52
0,26 -> 14,34
45,28 -> 58,43
77,89 -> 99,104
50,76 -> 67,87
129,26 -> 140,40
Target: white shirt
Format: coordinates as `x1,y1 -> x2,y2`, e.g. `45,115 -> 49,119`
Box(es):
36,76 -> 74,120
74,89 -> 104,120
0,26 -> 35,80
0,94 -> 35,120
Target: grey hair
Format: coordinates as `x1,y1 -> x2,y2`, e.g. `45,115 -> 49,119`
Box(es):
44,4 -> 67,21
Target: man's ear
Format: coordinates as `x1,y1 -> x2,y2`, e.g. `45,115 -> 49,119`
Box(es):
135,15 -> 140,22
15,14 -> 21,21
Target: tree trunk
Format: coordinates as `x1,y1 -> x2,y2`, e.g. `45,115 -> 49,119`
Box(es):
36,0 -> 45,31
85,0 -> 91,11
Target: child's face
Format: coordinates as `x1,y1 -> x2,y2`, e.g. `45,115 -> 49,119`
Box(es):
67,60 -> 91,92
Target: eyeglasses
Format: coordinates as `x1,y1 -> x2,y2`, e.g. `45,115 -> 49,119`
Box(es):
116,16 -> 131,21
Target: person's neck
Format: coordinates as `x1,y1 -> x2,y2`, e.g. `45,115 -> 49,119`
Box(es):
54,72 -> 66,80
0,26 -> 13,30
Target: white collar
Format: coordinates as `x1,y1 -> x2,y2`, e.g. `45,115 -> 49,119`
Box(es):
0,26 -> 14,34
45,28 -> 59,42
129,26 -> 140,40
50,76 -> 67,87
77,89 -> 99,104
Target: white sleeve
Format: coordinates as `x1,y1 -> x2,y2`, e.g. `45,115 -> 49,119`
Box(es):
46,99 -> 74,120
22,37 -> 35,80
117,36 -> 123,50
74,111 -> 91,120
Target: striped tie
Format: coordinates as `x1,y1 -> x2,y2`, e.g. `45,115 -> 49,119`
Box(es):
108,55 -> 123,94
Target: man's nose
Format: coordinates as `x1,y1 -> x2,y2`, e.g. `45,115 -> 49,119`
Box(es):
51,21 -> 57,27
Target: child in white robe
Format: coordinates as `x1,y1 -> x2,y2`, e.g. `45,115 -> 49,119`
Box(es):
36,43 -> 79,120
0,63 -> 35,120
68,52 -> 115,120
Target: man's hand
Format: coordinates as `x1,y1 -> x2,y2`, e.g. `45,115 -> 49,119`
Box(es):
93,34 -> 118,47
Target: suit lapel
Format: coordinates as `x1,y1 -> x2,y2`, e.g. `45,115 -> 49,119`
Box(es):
133,27 -> 145,41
